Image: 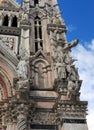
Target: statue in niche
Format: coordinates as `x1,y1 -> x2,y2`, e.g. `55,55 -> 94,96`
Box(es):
17,59 -> 28,80
38,64 -> 44,88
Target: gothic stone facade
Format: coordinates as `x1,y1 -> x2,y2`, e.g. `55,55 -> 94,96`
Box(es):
0,0 -> 88,130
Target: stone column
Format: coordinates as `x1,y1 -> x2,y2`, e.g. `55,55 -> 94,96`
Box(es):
17,104 -> 28,130
17,18 -> 20,27
17,114 -> 27,130
2,115 -> 6,130
6,123 -> 13,130
8,15 -> 12,27
0,13 -> 3,26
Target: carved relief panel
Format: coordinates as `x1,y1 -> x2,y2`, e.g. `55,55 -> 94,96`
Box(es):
0,35 -> 19,54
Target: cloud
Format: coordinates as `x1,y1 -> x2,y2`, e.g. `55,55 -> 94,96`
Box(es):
72,39 -> 94,130
66,24 -> 77,32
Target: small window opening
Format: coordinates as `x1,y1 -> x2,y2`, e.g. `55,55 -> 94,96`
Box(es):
39,26 -> 42,39
34,16 -> 43,52
35,42 -> 38,52
3,15 -> 9,26
35,26 -> 37,39
40,42 -> 43,48
11,16 -> 17,27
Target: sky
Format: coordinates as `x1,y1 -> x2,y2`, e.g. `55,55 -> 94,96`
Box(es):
16,0 -> 94,130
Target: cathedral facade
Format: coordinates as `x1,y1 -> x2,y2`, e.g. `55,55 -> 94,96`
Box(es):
0,0 -> 88,130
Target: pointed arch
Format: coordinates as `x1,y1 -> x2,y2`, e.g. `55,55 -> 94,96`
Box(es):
30,7 -> 47,19
0,53 -> 18,99
11,15 -> 18,27
3,15 -> 9,26
30,52 -> 52,90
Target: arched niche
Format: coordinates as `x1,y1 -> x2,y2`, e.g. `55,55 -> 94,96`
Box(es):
0,55 -> 18,99
2,15 -> 9,26
11,15 -> 18,27
31,58 -> 52,90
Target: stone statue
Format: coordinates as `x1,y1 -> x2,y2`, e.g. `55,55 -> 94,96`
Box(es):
17,104 -> 28,130
67,79 -> 80,99
17,59 -> 28,79
55,62 -> 66,79
19,10 -> 28,22
67,65 -> 79,81
52,15 -> 62,25
67,65 -> 80,99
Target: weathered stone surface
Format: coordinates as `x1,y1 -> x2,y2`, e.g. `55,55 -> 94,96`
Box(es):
62,123 -> 88,130
0,0 -> 88,130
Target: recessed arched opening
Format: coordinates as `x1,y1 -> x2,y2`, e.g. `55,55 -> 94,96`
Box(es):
3,15 -> 9,26
11,16 -> 18,27
0,76 -> 8,100
31,57 -> 52,90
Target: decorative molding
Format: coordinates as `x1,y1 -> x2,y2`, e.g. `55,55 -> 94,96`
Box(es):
30,112 -> 57,125
62,119 -> 87,124
30,125 -> 58,130
0,26 -> 21,36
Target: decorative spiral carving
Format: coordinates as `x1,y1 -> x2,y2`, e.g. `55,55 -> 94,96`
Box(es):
17,116 -> 27,130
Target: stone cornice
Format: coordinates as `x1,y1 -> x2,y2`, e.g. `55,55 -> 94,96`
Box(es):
0,26 -> 21,36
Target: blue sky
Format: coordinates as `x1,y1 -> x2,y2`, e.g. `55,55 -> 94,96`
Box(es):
16,0 -> 94,130
58,0 -> 94,42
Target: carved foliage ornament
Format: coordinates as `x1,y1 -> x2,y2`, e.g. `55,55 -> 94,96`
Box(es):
30,112 -> 59,125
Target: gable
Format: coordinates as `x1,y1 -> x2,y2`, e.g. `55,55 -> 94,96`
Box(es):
0,0 -> 20,9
